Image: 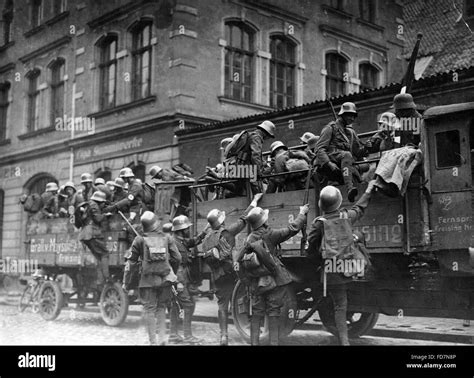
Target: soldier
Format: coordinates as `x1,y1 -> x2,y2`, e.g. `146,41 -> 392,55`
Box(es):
149,165 -> 192,182
124,211 -> 182,345
111,177 -> 127,203
300,132 -> 319,162
95,177 -> 112,202
79,173 -> 97,202
220,137 -> 234,162
162,222 -> 173,234
201,193 -> 263,345
58,182 -> 81,217
376,112 -> 399,151
169,215 -> 208,344
305,181 -> 376,345
393,93 -> 422,147
78,191 -> 111,290
41,182 -> 59,218
235,203 -> 310,345
266,141 -> 310,193
315,102 -> 380,202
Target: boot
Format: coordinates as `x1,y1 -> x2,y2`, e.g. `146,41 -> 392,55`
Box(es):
218,309 -> 228,346
144,312 -> 157,345
250,316 -> 262,346
334,310 -> 350,346
183,307 -> 202,344
168,304 -> 183,344
156,308 -> 167,346
268,316 -> 280,346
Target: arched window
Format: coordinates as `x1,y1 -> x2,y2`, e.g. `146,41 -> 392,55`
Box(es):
98,35 -> 118,110
26,69 -> 41,132
128,161 -> 146,182
359,63 -> 379,90
3,0 -> 13,45
50,59 -> 65,125
24,173 -> 58,195
0,82 -> 10,141
325,53 -> 348,97
131,20 -> 153,101
224,21 -> 255,102
94,168 -> 112,182
270,35 -> 296,108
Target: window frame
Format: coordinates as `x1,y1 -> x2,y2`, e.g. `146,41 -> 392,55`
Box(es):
50,58 -> 65,126
3,1 -> 13,45
224,21 -> 255,103
359,62 -> 379,91
325,52 -> 348,98
0,82 -> 10,141
53,0 -> 67,15
131,20 -> 153,101
27,69 -> 41,133
435,129 -> 462,169
127,161 -> 146,183
98,35 -> 118,111
31,0 -> 43,28
359,0 -> 377,23
269,35 -> 296,109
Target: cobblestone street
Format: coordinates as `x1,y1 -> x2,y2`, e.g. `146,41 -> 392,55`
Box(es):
0,301 -> 466,346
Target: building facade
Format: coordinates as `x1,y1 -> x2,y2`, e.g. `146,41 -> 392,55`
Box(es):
0,0 -> 405,260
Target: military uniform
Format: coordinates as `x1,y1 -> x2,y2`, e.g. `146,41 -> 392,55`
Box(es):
126,229 -> 181,345
79,185 -> 97,202
78,200 -> 109,287
111,188 -> 127,204
113,178 -> 144,216
41,191 -> 59,218
241,129 -> 267,194
306,191 -> 373,345
267,149 -> 310,193
96,184 -> 113,202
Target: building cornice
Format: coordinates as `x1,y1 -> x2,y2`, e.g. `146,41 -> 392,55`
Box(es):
19,36 -> 72,64
234,0 -> 309,25
87,0 -> 154,29
319,24 -> 388,53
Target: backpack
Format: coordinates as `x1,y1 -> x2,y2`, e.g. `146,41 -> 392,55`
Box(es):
73,202 -> 90,229
240,239 -> 278,278
142,234 -> 171,277
224,130 -> 249,160
318,214 -> 370,278
22,193 -> 43,213
142,183 -> 155,211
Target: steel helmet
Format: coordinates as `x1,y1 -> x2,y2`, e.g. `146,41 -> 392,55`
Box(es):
319,185 -> 343,213
58,185 -> 67,198
270,141 -> 287,155
220,137 -> 233,149
95,177 -> 106,185
119,167 -> 135,178
338,102 -> 358,115
64,181 -> 77,192
300,132 -> 317,144
307,136 -> 319,150
90,191 -> 107,202
106,180 -> 115,189
172,215 -> 192,231
257,120 -> 276,138
377,112 -> 399,131
162,222 -> 173,233
81,173 -> 93,183
140,211 -> 160,233
149,165 -> 163,178
207,209 -> 226,229
113,177 -> 125,189
45,182 -> 59,192
393,93 -> 416,110
246,207 -> 269,230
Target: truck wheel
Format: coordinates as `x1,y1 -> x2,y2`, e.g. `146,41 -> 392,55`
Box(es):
39,281 -> 63,321
231,280 -> 297,344
318,296 -> 379,338
100,282 -> 129,327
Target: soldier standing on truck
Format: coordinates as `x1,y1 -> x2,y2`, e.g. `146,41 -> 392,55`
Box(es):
79,173 -> 97,202
305,180 -> 376,345
95,177 -> 113,202
78,191 -> 111,290
124,211 -> 182,345
169,215 -> 208,344
111,177 -> 127,203
41,182 -> 60,219
200,193 -> 263,345
235,202 -> 310,345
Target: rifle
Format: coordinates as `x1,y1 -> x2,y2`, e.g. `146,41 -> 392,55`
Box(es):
118,210 -> 139,237
325,91 -> 338,121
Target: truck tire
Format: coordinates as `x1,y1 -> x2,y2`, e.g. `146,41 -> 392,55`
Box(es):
231,280 -> 297,344
39,281 -> 63,321
100,282 -> 129,327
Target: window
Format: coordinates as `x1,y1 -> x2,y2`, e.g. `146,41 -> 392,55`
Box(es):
270,36 -> 296,108
25,173 -> 57,195
53,0 -> 67,14
436,130 -> 461,168
31,0 -> 42,28
329,0 -> 344,10
359,63 -> 379,90
50,59 -> 65,125
98,35 -> 118,110
131,21 -> 152,101
0,83 -> 10,141
466,0 -> 474,18
95,169 -> 112,182
0,189 -> 3,257
128,161 -> 146,182
224,21 -> 254,102
326,53 -> 347,97
27,69 -> 41,132
3,0 -> 13,45
359,0 -> 376,23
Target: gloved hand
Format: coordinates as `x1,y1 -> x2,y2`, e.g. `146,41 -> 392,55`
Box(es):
326,162 -> 339,172
299,204 -> 310,215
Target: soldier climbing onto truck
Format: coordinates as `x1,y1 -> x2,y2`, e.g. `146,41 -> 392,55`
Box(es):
200,192 -> 263,345
41,182 -> 60,219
